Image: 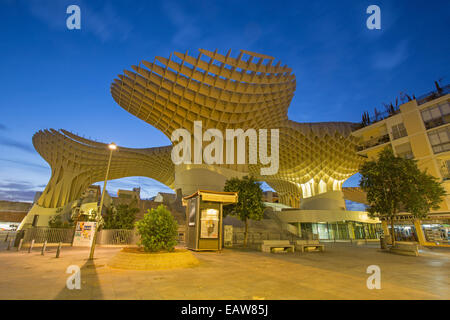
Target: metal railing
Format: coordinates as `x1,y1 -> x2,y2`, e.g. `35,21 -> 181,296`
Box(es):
97,229 -> 137,245
423,116 -> 450,130
357,134 -> 390,151
22,227 -> 74,244
417,84 -> 450,105
16,225 -> 186,247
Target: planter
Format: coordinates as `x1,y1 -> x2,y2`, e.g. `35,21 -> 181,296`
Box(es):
108,247 -> 200,270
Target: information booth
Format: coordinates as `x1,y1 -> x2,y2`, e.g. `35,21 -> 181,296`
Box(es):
182,190 -> 238,251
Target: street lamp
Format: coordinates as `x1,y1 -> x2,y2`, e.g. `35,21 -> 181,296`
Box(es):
88,142 -> 117,260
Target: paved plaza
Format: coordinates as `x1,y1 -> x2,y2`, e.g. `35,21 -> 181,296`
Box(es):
0,242 -> 448,300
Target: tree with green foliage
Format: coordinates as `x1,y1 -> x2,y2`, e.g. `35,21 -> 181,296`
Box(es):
135,205 -> 178,252
223,175 -> 265,246
103,204 -> 139,230
48,214 -> 73,228
359,147 -> 446,245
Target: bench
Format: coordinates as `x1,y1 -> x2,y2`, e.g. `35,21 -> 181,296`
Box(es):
295,240 -> 325,253
389,242 -> 419,256
261,240 -> 295,253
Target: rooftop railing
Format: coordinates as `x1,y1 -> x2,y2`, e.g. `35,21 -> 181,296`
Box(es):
417,84 -> 450,106
357,83 -> 449,129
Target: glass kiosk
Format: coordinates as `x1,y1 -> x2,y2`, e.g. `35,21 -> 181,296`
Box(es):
182,190 -> 238,251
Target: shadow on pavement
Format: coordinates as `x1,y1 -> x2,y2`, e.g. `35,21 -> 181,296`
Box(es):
54,259 -> 103,300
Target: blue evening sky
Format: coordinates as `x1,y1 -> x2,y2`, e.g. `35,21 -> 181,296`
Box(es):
0,0 -> 449,202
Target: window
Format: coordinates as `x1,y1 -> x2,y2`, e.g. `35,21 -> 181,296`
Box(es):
421,101 -> 450,129
391,123 -> 408,140
428,127 -> 450,153
32,215 -> 39,227
200,208 -> 219,239
188,198 -> 196,226
395,142 -> 414,159
440,160 -> 450,180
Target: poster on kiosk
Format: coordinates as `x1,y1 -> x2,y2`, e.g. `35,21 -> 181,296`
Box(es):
72,221 -> 97,247
183,190 -> 238,251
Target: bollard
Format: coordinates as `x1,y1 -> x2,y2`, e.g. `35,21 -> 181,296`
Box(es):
41,241 -> 47,255
17,239 -> 23,251
7,239 -> 12,250
28,239 -> 35,253
56,242 -> 62,258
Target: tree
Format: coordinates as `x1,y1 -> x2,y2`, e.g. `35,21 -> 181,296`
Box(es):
223,175 -> 265,246
359,147 -> 446,245
103,204 -> 139,230
135,205 -> 178,252
48,214 -> 73,228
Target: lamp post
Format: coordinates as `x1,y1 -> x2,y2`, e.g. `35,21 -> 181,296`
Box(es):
88,142 -> 117,260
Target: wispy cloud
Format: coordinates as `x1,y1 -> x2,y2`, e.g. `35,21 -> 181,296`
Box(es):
0,180 -> 44,202
83,2 -> 133,42
0,137 -> 34,153
0,158 -> 48,169
372,40 -> 409,70
162,0 -> 201,46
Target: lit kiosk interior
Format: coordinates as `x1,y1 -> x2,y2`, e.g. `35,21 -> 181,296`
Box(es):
183,190 -> 238,251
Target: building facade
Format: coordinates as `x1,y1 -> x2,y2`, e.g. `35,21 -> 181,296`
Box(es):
352,84 -> 450,244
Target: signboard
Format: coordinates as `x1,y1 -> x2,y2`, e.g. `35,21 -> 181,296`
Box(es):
200,208 -> 219,238
224,225 -> 233,247
72,221 -> 96,247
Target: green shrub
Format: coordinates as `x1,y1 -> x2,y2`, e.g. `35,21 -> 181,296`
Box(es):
135,205 -> 178,252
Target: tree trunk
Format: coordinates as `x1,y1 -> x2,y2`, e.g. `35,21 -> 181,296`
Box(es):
390,217 -> 396,246
244,218 -> 248,247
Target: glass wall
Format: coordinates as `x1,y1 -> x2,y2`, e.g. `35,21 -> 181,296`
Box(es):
298,221 -> 381,240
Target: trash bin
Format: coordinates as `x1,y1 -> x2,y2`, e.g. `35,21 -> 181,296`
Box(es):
380,236 -> 387,249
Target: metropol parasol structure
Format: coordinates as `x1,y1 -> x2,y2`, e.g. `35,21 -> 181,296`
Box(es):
22,49 -> 366,227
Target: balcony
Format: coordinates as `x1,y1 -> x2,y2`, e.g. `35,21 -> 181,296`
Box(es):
423,115 -> 450,130
357,134 -> 390,151
432,142 -> 450,154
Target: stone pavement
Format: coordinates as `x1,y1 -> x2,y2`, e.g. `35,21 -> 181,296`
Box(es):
0,242 -> 448,300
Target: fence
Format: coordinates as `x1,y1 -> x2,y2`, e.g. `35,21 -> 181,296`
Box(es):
416,84 -> 450,105
97,229 -> 136,245
14,225 -> 186,247
97,226 -> 186,245
22,227 -> 74,244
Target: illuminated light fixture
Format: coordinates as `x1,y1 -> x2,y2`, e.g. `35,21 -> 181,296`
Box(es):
108,142 -> 117,150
